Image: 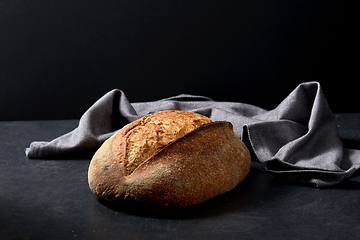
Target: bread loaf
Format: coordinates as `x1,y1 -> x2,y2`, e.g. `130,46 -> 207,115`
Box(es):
88,110 -> 251,208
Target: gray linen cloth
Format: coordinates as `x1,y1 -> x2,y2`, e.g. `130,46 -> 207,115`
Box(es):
25,82 -> 360,187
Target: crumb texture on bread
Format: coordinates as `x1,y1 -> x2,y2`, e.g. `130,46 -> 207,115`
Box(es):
123,110 -> 214,176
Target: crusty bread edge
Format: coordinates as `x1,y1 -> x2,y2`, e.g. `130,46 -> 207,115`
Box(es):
88,121 -> 251,208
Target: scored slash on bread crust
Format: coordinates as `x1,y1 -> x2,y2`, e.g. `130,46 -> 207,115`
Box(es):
88,110 -> 251,209
122,110 -> 213,176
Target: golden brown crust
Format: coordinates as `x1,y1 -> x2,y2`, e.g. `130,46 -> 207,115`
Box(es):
88,110 -> 251,208
122,110 -> 213,176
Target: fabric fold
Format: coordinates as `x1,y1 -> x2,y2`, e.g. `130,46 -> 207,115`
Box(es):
25,82 -> 360,187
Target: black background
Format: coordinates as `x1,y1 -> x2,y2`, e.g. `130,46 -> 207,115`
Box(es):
0,0 -> 357,121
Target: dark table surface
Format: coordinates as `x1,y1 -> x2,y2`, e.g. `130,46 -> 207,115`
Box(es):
1,114 -> 360,240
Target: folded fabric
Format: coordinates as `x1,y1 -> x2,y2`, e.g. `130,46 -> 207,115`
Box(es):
25,82 -> 360,187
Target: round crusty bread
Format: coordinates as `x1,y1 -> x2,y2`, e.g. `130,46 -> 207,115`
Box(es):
88,110 -> 251,208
